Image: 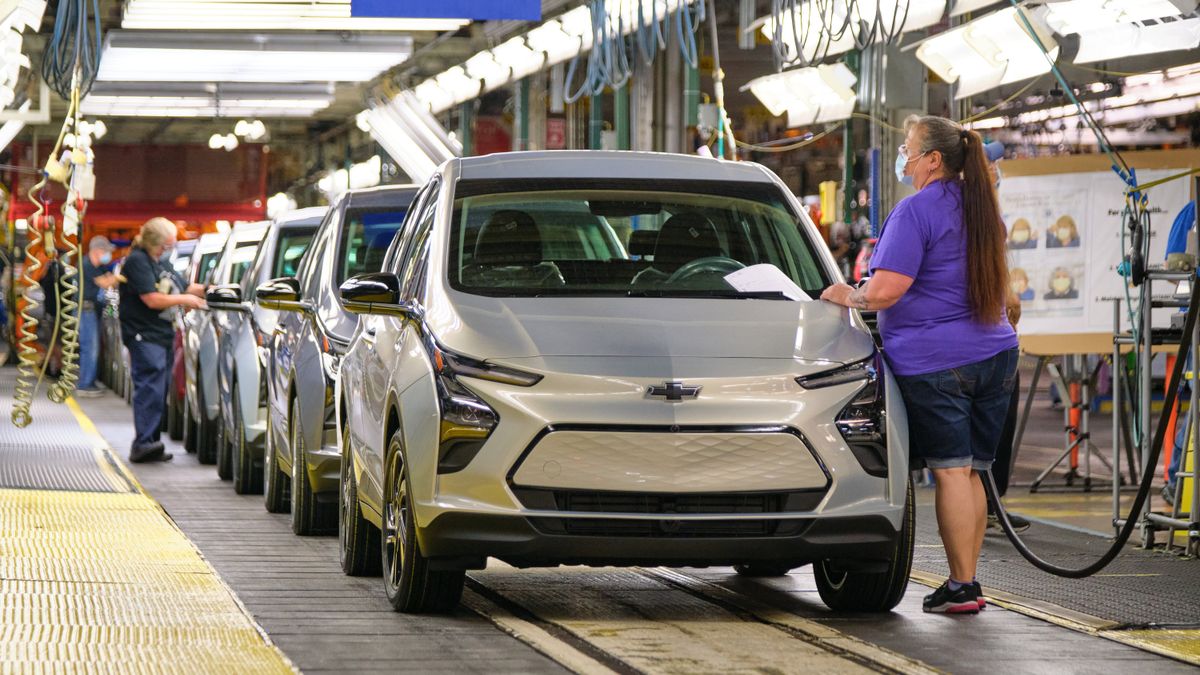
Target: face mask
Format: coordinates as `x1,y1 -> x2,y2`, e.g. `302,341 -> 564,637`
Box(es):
99,252 -> 112,264
1011,230 -> 1029,244
160,248 -> 173,262
895,151 -> 913,186
1057,227 -> 1073,241
1052,278 -> 1071,293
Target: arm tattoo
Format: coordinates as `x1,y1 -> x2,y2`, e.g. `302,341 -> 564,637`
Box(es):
848,285 -> 870,310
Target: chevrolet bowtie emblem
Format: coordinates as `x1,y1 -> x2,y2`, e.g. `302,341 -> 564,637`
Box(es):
646,381 -> 701,401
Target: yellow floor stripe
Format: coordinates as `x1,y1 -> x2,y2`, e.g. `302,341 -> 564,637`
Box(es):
0,489 -> 295,674
65,397 -> 142,495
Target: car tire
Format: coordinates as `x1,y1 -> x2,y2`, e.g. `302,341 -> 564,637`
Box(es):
216,405 -> 233,481
263,403 -> 289,513
196,387 -> 217,465
381,430 -> 464,613
340,423 -> 381,576
290,397 -> 334,535
167,393 -> 184,441
232,393 -> 263,495
733,563 -> 794,577
813,476 -> 914,613
183,398 -> 198,454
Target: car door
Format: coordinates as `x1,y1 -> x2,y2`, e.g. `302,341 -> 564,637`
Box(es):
359,183 -> 440,510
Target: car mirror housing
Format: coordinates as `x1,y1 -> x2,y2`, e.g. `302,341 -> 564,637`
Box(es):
205,283 -> 245,310
340,272 -> 419,319
255,277 -> 308,313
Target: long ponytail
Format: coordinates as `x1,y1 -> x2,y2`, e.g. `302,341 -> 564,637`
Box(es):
907,115 -> 1007,324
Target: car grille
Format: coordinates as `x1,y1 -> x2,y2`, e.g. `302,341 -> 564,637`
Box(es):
512,487 -> 823,514
528,517 -> 809,538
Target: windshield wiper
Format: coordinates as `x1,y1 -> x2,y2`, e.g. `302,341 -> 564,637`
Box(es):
624,289 -> 794,300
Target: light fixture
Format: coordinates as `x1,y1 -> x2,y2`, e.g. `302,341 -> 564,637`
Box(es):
120,0 -> 469,32
434,67 -> 482,110
916,6 -> 1059,98
491,36 -> 546,82
1037,0 -> 1200,64
223,134 -> 239,151
464,52 -> 510,94
82,82 -> 334,118
208,133 -> 223,150
97,31 -> 413,84
745,62 -> 858,127
951,0 -> 1002,16
355,110 -> 371,133
266,192 -> 296,220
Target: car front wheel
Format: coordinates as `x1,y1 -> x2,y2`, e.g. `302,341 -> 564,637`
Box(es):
290,397 -> 334,535
263,404 -> 289,513
813,476 -> 914,613
381,430 -> 463,613
232,390 -> 263,495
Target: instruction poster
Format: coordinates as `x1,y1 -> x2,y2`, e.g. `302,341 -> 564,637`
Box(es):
999,169 -> 1192,336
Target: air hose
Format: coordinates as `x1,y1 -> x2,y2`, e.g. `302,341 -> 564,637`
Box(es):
983,271 -> 1199,578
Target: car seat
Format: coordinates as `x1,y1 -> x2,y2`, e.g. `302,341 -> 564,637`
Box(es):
463,209 -> 565,288
630,212 -> 722,288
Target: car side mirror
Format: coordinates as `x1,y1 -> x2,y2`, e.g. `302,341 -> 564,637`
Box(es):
255,277 -> 308,313
340,272 -> 419,319
205,283 -> 245,311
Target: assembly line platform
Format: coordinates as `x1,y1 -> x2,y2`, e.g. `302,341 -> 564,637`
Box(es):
1,363 -> 1198,674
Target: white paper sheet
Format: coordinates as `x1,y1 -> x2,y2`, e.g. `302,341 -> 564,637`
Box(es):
723,264 -> 812,301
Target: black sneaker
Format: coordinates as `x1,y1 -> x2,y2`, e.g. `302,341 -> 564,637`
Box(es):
973,581 -> 987,610
923,581 -> 980,614
987,511 -> 1031,533
130,441 -> 167,463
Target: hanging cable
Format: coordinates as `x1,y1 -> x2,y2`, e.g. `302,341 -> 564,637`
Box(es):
40,0 -> 103,100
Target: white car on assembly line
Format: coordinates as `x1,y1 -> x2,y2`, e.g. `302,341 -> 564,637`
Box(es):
336,151 -> 912,614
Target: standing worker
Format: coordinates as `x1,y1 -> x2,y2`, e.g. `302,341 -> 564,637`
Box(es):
75,235 -> 119,397
119,218 -> 206,463
821,114 -> 1018,614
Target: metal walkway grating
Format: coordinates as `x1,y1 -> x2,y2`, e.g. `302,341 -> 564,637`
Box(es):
0,442 -> 125,493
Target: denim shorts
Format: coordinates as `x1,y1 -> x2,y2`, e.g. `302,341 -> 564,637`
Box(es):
894,348 -> 1019,471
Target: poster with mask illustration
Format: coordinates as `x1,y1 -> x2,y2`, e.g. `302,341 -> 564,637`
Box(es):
998,168 -> 1191,336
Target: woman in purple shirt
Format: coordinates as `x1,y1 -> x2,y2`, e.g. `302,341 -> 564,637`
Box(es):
822,114 -> 1018,614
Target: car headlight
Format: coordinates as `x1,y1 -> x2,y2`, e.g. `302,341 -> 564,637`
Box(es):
425,337 -> 541,474
797,355 -> 888,478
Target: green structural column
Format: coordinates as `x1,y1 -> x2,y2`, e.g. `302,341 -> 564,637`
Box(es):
684,57 -> 700,128
516,78 -> 531,151
843,50 -> 860,228
614,83 -> 630,150
588,93 -> 604,149
458,102 -> 474,156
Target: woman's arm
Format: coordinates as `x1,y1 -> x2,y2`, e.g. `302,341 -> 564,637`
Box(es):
140,291 -> 205,311
819,270 -> 915,310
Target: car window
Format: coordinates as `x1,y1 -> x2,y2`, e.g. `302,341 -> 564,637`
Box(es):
448,180 -> 828,298
400,202 -> 436,302
337,208 -> 408,286
193,251 -> 220,285
274,227 -> 317,280
384,184 -> 434,271
300,215 -> 334,299
227,241 -> 260,286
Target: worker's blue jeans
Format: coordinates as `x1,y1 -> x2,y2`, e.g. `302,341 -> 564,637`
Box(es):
127,337 -> 171,451
77,309 -> 99,390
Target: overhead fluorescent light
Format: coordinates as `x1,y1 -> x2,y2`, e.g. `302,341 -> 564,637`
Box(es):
491,36 -> 545,82
744,62 -> 857,127
1037,0 -> 1200,64
464,52 -> 510,94
434,67 -> 482,109
916,6 -> 1059,98
121,0 -> 468,31
97,30 -> 412,83
363,91 -> 461,183
82,82 -> 334,117
951,0 -> 1002,16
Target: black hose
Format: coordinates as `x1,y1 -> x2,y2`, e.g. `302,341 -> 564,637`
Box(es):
982,272 -> 1199,578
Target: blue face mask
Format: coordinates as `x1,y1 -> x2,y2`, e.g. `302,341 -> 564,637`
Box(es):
99,252 -> 112,265
895,151 -> 913,186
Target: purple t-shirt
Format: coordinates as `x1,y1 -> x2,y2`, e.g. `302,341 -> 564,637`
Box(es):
869,180 -> 1017,377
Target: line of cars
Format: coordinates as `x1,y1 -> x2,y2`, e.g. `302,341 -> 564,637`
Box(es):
123,151 -> 915,617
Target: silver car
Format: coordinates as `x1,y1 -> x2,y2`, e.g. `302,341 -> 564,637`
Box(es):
182,232 -> 228,458
207,208 -> 325,494
336,151 -> 913,614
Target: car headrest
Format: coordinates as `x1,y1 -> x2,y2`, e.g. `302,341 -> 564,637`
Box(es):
652,212 -> 721,273
474,209 -> 543,266
628,230 -> 658,257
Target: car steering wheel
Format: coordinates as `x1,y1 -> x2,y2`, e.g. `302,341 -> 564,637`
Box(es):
666,256 -> 746,284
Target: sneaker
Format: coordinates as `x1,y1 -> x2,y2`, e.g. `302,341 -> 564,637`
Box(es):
75,386 -> 105,398
1162,484 -> 1176,507
987,511 -> 1031,533
923,580 -> 981,614
973,581 -> 987,610
130,450 -> 173,464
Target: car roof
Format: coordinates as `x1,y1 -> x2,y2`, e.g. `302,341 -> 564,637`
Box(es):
195,232 -> 228,253
173,239 -> 197,254
230,220 -> 270,243
344,184 -> 420,211
276,206 -> 327,228
451,151 -> 778,184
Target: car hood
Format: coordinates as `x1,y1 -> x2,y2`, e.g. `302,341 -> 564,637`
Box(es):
434,292 -> 874,365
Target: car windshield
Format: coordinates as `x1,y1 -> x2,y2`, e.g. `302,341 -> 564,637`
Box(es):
338,209 -> 406,285
227,241 -> 259,285
448,181 -> 827,298
274,228 -> 316,279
